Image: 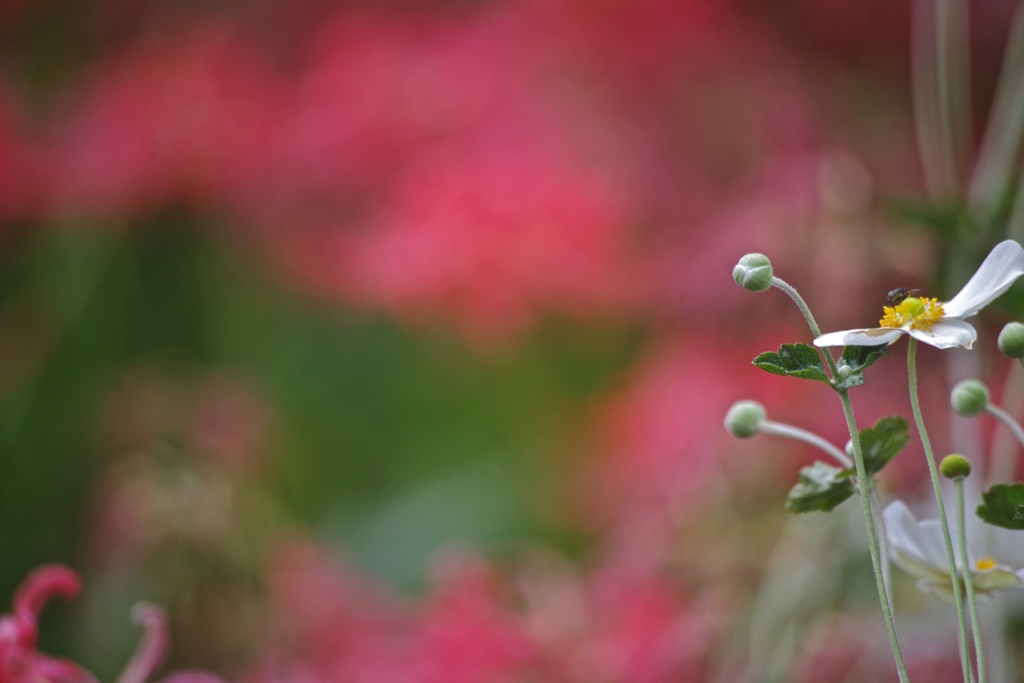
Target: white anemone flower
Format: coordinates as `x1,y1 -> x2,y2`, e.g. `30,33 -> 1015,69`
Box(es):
814,239 -> 1024,349
883,500 -> 1024,603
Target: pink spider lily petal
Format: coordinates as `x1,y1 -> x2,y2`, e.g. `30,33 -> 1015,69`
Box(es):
115,604 -> 169,683
12,565 -> 80,624
0,567 -> 223,683
0,564 -> 98,683
115,603 -> 228,683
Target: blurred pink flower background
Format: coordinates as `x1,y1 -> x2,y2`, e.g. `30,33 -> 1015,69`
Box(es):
1,0 -> 1019,680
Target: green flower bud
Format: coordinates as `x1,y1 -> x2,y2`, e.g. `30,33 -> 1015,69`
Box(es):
724,400 -> 766,438
732,253 -> 774,292
940,454 -> 972,480
835,361 -> 854,380
950,379 -> 990,417
998,322 -> 1024,359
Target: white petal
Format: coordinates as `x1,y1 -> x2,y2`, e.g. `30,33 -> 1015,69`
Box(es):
972,567 -> 1023,593
916,577 -> 958,603
813,327 -> 904,347
943,240 -> 1024,318
883,501 -> 951,579
906,319 -> 978,349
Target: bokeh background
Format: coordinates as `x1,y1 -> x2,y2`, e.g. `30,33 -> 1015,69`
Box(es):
2,0 -> 1023,680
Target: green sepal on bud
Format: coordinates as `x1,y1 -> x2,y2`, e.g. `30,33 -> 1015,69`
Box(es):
950,379 -> 990,417
998,322 -> 1024,359
733,253 -> 773,292
940,454 -> 972,480
724,400 -> 766,438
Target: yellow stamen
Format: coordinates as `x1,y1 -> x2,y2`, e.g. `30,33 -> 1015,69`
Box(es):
879,296 -> 945,331
976,557 -> 997,571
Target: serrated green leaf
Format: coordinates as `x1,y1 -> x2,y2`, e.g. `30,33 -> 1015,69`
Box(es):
857,416 -> 909,475
841,345 -> 889,370
833,345 -> 890,390
753,343 -> 830,383
977,484 -> 1024,530
784,461 -> 856,514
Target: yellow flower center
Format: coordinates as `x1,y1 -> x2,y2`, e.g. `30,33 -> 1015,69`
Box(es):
976,557 -> 997,571
879,296 -> 945,331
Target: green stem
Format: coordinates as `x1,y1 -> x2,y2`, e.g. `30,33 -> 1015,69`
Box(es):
970,1 -> 1024,224
759,420 -> 852,468
913,0 -> 957,198
907,338 -> 971,682
956,477 -> 986,683
771,276 -> 908,681
771,277 -> 825,337
985,403 -> 1024,484
869,481 -> 895,609
986,360 -> 1024,488
838,389 -> 910,683
935,0 -> 970,194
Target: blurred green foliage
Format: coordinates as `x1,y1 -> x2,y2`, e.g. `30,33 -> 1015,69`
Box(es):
0,209 -> 648,612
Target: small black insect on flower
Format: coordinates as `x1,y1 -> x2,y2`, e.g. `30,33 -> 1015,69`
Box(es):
886,288 -> 921,307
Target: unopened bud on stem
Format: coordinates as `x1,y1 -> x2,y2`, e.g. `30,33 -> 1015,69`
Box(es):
724,400 -> 766,438
940,454 -> 971,480
951,379 -> 989,417
998,322 -> 1024,359
733,254 -> 774,292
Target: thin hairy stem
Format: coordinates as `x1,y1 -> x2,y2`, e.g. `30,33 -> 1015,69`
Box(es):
838,390 -> 910,683
956,477 -> 986,683
986,402 -> 1024,485
769,276 -> 908,680
770,277 -> 838,376
907,338 -> 971,682
759,420 -> 852,468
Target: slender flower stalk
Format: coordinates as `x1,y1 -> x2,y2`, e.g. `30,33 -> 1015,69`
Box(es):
953,473 -> 986,683
950,375 -> 1024,485
770,278 -> 829,355
913,0 -> 959,198
771,275 -> 909,682
727,404 -> 897,606
985,403 -> 1024,471
935,0 -> 972,192
970,1 -> 1024,222
757,420 -> 852,468
1008,172 -> 1024,244
907,338 -> 971,682
987,396 -> 1024,492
